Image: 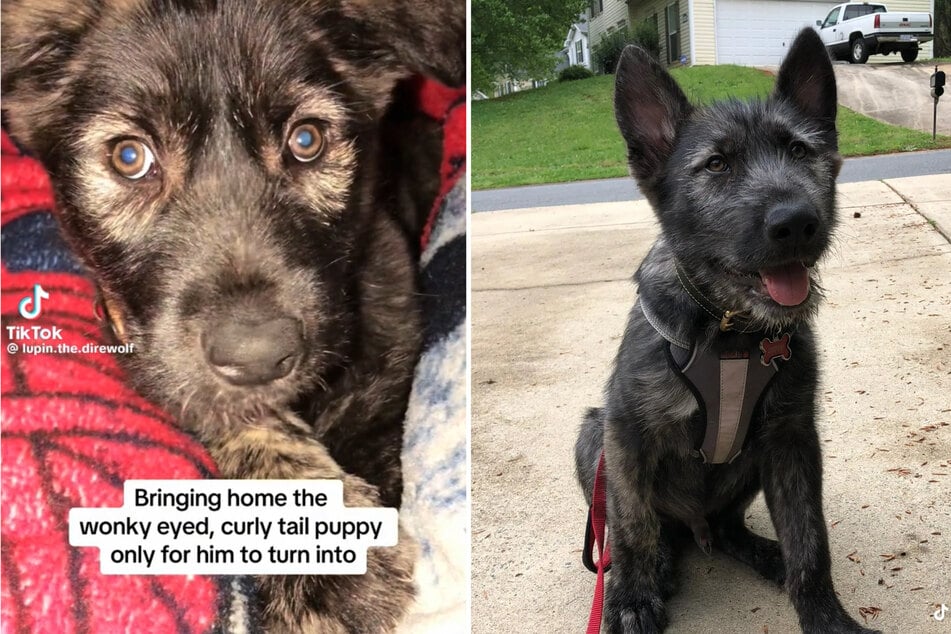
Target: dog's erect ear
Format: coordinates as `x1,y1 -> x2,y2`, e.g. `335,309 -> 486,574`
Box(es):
1,0 -> 103,151
773,28 -> 838,131
614,46 -> 691,199
331,0 -> 464,115
339,0 -> 464,89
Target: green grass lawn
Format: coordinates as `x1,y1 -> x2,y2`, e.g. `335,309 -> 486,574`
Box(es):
472,65 -> 951,190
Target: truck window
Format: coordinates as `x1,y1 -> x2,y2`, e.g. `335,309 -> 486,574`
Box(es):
844,4 -> 885,20
822,7 -> 840,28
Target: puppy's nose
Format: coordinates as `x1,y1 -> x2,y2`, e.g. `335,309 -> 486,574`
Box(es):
204,316 -> 303,386
765,203 -> 819,247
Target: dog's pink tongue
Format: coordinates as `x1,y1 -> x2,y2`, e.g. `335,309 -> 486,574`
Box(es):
759,263 -> 810,306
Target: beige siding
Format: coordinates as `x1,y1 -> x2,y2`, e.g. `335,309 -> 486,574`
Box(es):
691,0 -> 716,64
589,0 -> 631,49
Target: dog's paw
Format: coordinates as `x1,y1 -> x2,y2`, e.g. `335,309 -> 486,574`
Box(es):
748,536 -> 786,587
605,596 -> 668,634
207,417 -> 416,632
258,535 -> 416,634
712,519 -> 786,587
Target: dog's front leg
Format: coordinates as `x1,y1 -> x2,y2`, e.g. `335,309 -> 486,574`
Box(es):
206,418 -> 415,634
603,433 -> 671,634
760,421 -> 879,634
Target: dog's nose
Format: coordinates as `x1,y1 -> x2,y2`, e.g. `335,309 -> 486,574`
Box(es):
765,203 -> 819,247
204,316 -> 303,386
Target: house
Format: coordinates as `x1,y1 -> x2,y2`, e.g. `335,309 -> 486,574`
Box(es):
587,0 -> 934,67
564,19 -> 592,69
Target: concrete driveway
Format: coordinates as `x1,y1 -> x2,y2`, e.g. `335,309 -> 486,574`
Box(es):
834,60 -> 951,135
471,175 -> 951,633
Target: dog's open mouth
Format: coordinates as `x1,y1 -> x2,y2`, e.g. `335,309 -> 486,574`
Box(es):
720,260 -> 818,309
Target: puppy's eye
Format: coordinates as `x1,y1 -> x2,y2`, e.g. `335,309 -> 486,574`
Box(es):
286,121 -> 325,163
111,139 -> 156,180
705,155 -> 729,173
789,141 -> 807,159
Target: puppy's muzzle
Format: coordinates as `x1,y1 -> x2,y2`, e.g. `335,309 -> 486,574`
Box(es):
203,316 -> 303,386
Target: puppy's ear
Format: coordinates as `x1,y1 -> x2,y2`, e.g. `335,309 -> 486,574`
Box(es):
614,46 -> 690,201
773,28 -> 838,132
1,0 -> 100,150
329,0 -> 464,116
340,0 -> 464,88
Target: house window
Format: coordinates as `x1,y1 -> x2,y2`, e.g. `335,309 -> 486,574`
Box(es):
576,39 -> 584,65
590,0 -> 603,17
665,2 -> 680,64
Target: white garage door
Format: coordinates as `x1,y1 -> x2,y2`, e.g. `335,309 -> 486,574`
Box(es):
715,0 -> 832,66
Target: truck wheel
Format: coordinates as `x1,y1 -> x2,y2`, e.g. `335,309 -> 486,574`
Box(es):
901,49 -> 918,62
851,37 -> 869,64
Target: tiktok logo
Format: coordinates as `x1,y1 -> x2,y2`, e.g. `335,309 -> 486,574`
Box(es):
936,603 -> 948,621
18,284 -> 49,320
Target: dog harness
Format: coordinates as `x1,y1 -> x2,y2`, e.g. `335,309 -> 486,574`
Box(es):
639,296 -> 791,464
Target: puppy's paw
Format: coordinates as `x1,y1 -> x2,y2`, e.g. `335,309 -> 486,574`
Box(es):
258,535 -> 416,634
605,595 -> 668,634
208,418 -> 416,632
712,519 -> 785,587
748,536 -> 786,587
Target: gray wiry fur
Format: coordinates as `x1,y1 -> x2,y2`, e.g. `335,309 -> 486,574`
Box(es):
576,29 -> 879,634
1,1 -> 463,631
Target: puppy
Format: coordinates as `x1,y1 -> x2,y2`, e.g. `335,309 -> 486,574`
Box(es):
1,1 -> 463,631
575,29 -> 879,633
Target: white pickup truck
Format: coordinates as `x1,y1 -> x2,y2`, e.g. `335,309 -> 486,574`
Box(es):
817,3 -> 933,64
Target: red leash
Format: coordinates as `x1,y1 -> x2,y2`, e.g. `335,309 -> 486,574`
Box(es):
584,451 -> 611,634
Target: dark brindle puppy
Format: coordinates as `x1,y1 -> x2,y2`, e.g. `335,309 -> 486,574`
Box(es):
2,1 -> 462,631
575,30 -> 878,634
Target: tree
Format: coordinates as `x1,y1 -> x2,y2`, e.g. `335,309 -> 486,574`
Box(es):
472,0 -> 586,94
936,0 -> 950,57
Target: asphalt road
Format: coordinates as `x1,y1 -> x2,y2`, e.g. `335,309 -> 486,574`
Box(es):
472,148 -> 951,212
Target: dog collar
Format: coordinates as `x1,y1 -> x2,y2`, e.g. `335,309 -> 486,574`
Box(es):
675,262 -> 755,333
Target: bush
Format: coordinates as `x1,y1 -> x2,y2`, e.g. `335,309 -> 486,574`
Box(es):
558,65 -> 594,81
592,19 -> 662,74
592,30 -> 633,74
630,19 -> 661,61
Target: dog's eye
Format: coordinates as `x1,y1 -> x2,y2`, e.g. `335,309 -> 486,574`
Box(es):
286,121 -> 325,163
705,155 -> 729,173
789,141 -> 807,159
111,139 -> 156,180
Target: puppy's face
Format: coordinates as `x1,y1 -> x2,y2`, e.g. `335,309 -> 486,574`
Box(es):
659,99 -> 840,327
1,0 -> 462,426
613,29 -> 841,329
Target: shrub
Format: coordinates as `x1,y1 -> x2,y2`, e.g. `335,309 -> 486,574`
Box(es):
558,65 -> 595,81
592,20 -> 662,73
630,19 -> 661,61
592,30 -> 633,74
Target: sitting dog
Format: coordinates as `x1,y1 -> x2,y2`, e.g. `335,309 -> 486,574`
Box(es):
1,1 -> 463,631
575,29 -> 879,634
